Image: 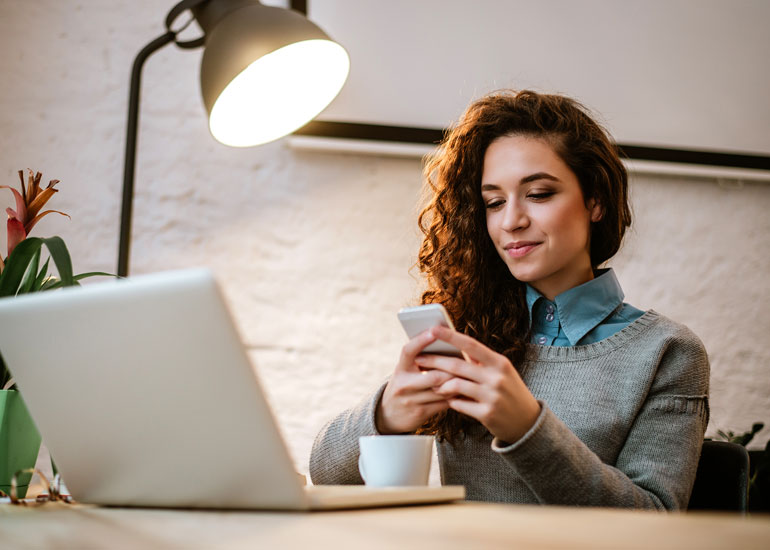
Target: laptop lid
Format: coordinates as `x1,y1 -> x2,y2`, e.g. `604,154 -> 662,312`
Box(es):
0,269 -> 309,510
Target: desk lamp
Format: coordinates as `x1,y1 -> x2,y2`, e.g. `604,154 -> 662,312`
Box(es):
118,0 -> 349,276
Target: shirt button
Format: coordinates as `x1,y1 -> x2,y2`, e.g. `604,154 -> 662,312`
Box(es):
545,304 -> 555,314
537,336 -> 548,345
545,313 -> 554,322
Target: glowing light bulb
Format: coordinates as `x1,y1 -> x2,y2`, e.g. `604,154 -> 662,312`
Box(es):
208,39 -> 350,147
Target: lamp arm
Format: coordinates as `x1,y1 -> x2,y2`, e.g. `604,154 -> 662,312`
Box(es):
117,31 -> 176,277
118,0 -> 211,277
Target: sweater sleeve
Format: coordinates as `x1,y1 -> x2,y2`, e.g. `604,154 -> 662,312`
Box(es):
308,383 -> 387,485
491,326 -> 710,509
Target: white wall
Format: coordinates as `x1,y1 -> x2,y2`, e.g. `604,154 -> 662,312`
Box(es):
312,0 -> 770,156
1,2 -> 768,482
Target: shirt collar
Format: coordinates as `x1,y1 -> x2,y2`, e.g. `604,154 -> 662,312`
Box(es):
525,268 -> 625,345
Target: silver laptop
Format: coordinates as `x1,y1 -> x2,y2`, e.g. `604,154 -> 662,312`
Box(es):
0,268 -> 464,510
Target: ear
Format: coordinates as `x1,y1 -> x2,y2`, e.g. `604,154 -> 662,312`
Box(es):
587,198 -> 604,223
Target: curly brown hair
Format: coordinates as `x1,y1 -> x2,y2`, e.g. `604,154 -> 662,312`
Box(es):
416,90 -> 631,441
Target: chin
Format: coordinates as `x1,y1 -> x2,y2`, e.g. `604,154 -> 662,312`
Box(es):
507,268 -> 537,284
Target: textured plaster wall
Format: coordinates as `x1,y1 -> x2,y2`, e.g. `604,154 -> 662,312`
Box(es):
1,1 -> 768,482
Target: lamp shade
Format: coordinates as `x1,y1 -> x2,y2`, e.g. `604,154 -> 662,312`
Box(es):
195,1 -> 350,147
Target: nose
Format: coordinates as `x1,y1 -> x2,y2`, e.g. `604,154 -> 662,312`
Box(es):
501,198 -> 529,232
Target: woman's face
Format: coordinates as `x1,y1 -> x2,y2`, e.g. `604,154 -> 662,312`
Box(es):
481,135 -> 602,300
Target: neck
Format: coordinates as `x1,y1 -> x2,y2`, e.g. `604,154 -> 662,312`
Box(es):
530,265 -> 595,301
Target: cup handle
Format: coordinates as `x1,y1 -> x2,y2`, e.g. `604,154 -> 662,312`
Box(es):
358,454 -> 368,484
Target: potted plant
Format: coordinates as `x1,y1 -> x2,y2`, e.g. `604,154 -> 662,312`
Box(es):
1,169 -> 110,498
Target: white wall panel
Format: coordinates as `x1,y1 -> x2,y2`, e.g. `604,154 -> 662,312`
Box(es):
312,0 -> 770,156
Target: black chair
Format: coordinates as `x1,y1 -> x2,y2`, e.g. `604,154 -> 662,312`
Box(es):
688,440 -> 750,512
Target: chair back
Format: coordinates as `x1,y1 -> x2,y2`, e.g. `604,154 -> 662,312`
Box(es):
688,440 -> 749,512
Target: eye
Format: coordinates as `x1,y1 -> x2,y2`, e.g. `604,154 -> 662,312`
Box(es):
485,199 -> 505,210
527,191 -> 554,201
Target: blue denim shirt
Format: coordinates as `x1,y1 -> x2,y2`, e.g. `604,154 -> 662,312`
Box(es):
526,268 -> 645,346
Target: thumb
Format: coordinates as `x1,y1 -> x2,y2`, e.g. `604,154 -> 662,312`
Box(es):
397,329 -> 438,372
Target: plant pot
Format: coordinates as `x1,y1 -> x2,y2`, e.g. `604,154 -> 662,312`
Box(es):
0,389 -> 42,499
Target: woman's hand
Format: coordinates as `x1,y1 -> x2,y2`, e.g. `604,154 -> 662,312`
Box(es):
413,326 -> 541,444
376,329 -> 455,435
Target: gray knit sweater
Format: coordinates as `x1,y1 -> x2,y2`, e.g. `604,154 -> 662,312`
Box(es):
309,311 -> 710,510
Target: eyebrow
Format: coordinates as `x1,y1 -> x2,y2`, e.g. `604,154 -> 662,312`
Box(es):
481,172 -> 560,191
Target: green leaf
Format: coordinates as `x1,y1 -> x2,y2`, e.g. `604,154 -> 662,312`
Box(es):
18,247 -> 41,294
42,236 -> 74,287
737,422 -> 765,446
0,237 -> 44,297
73,271 -> 115,281
40,277 -> 62,291
0,236 -> 113,297
42,272 -> 115,290
33,257 -> 51,291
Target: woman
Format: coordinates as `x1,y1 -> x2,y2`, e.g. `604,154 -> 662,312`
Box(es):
309,90 -> 709,509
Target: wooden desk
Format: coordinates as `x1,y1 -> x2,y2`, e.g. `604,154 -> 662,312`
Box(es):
1,501 -> 768,549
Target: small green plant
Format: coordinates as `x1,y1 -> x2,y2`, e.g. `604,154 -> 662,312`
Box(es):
715,422 -> 764,447
1,170 -> 111,389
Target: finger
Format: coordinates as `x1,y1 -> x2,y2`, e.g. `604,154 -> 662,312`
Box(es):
413,354 -> 482,383
396,329 -> 439,372
435,377 -> 487,402
446,397 -> 487,421
429,326 -> 502,366
409,369 -> 455,390
403,388 -> 453,405
390,370 -> 454,397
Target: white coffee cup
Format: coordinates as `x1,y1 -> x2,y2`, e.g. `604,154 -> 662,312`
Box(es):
358,435 -> 433,487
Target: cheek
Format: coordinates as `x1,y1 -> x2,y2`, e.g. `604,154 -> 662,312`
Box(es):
486,213 -> 497,240
563,209 -> 593,246
542,202 -> 591,244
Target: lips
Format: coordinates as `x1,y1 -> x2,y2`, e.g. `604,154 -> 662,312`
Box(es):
503,241 -> 541,258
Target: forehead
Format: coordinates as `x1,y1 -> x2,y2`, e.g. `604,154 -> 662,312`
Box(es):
482,135 -> 571,182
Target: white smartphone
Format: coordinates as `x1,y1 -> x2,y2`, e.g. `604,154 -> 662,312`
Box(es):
397,303 -> 466,358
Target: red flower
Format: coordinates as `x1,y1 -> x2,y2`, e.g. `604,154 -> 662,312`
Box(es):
1,170 -> 70,263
